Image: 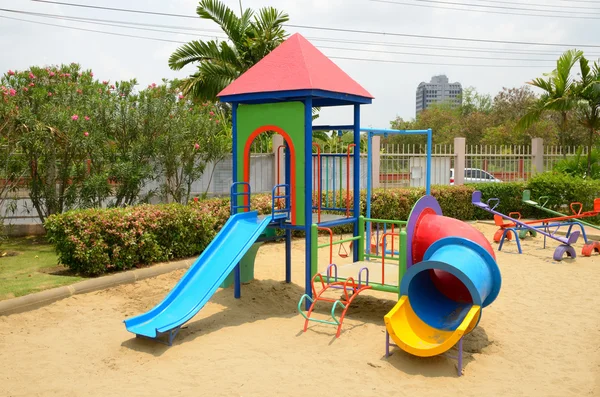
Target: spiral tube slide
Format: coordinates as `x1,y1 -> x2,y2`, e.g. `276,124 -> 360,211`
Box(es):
384,196 -> 502,357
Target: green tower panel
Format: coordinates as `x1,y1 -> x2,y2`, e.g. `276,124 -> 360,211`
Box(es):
236,101 -> 306,225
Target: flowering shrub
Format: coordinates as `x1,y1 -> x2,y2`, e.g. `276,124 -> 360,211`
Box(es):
1,63 -> 230,224
45,204 -> 218,275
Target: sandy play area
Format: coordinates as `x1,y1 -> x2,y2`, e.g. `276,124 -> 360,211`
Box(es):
1,221 -> 599,397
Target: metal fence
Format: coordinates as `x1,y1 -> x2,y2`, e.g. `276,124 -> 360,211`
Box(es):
465,145 -> 532,182
2,138 -> 594,225
379,144 -> 454,188
543,145 -> 589,172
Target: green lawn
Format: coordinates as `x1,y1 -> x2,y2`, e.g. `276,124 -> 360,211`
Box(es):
0,236 -> 83,301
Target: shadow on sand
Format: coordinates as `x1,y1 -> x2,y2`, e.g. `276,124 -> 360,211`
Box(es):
121,278 -> 492,377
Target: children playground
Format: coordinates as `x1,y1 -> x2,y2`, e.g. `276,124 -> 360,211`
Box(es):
1,33 -> 600,396
1,227 -> 599,396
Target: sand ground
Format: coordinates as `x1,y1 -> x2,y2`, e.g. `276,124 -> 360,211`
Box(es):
1,222 -> 599,397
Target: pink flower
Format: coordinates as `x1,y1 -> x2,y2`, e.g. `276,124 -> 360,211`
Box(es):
71,114 -> 79,121
84,132 -> 89,137
151,83 -> 156,88
8,88 -> 16,96
77,89 -> 83,94
102,81 -> 108,85
178,94 -> 184,99
29,82 -> 35,87
65,73 -> 71,77
89,72 -> 94,77
23,87 -> 28,92
215,119 -> 219,124
84,116 -> 90,121
49,71 -> 55,77
194,143 -> 200,150
209,111 -> 214,116
7,70 -> 15,76
48,92 -> 52,96
28,72 -> 35,79
110,85 -> 115,90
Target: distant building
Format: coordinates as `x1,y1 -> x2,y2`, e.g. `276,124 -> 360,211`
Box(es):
415,75 -> 462,115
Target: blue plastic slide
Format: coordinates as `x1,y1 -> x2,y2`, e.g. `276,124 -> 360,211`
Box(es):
124,211 -> 276,344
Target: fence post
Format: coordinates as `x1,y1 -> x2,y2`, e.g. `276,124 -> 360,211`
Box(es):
372,135 -> 381,189
454,137 -> 466,185
273,134 -> 284,187
531,138 -> 544,175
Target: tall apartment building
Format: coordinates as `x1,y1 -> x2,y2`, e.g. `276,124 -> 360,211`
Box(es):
415,75 -> 462,115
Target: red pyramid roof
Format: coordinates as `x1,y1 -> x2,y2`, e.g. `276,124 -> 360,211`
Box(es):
218,33 -> 373,99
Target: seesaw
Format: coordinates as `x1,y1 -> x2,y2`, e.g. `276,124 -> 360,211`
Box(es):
472,191 -> 581,261
522,190 -> 600,257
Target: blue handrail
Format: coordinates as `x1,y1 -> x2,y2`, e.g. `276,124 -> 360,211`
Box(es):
272,184 -> 291,221
230,182 -> 251,215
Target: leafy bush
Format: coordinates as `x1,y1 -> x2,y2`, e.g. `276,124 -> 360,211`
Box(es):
45,204 -> 218,276
553,148 -> 600,179
363,185 -> 476,221
45,173 -> 600,276
526,172 -> 600,209
470,181 -> 532,220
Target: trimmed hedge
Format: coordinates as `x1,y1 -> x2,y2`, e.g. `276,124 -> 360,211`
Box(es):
45,195 -> 277,276
45,172 -> 600,275
45,205 -> 217,276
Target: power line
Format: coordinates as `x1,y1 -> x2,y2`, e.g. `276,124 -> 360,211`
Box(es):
311,37 -> 600,57
287,23 -> 600,48
0,14 -> 554,69
31,0 -> 197,19
29,0 -> 600,48
1,8 -> 223,34
374,0 -> 600,15
0,11 -> 556,64
4,7 -> 584,57
0,8 -> 576,62
319,45 -> 556,62
0,15 -> 187,44
495,0 -> 599,3
472,0 -> 600,11
0,8 -> 226,39
328,55 -> 549,68
368,0 -> 600,19
0,8 -> 568,62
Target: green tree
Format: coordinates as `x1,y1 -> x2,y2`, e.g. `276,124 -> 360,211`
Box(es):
573,56 -> 600,176
483,86 -> 558,146
517,49 -> 584,149
460,87 -> 493,115
0,64 -> 231,224
168,0 -> 289,100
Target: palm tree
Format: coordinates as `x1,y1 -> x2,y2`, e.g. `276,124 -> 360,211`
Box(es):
573,56 -> 600,176
168,0 -> 289,100
517,49 -> 584,153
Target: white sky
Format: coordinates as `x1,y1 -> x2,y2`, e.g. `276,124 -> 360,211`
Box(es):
1,0 -> 598,127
